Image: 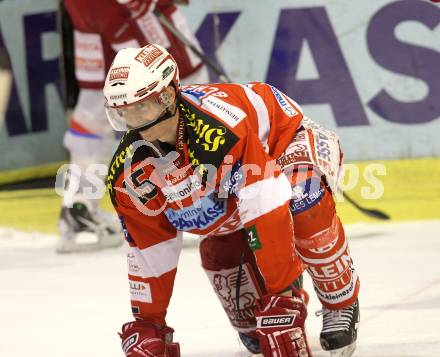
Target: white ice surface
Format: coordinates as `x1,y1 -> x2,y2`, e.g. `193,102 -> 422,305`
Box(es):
1,221 -> 440,357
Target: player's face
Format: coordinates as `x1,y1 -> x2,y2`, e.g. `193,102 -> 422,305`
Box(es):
139,112 -> 179,144
117,96 -> 164,130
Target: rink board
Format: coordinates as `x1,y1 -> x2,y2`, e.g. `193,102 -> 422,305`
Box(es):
0,0 -> 439,179
0,158 -> 439,234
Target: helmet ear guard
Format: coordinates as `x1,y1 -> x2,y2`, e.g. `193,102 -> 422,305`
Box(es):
158,90 -> 173,107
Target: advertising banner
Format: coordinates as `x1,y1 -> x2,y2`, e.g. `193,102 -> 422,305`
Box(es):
0,0 -> 439,176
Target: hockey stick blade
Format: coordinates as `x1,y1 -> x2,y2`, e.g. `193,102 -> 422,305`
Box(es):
342,191 -> 390,220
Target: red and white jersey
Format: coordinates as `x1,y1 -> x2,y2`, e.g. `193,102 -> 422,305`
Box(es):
107,82 -> 305,324
64,0 -> 203,89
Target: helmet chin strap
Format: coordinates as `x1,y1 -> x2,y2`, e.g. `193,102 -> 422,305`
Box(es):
132,101 -> 178,134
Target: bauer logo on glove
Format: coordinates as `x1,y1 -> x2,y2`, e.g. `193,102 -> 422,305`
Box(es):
258,315 -> 295,328
121,333 -> 139,354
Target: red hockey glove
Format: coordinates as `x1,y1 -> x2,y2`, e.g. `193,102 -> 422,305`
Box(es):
119,321 -> 180,357
254,290 -> 313,357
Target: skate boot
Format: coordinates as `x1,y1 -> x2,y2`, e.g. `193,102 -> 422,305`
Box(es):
317,299 -> 360,357
239,332 -> 261,355
57,199 -> 123,253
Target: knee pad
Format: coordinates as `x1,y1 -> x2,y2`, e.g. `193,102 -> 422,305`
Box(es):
200,232 -> 266,333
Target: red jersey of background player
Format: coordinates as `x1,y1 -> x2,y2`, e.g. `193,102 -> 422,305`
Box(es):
64,0 -> 203,89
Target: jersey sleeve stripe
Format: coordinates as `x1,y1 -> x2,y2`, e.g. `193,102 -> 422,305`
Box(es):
128,233 -> 183,278
239,84 -> 270,153
237,173 -> 292,224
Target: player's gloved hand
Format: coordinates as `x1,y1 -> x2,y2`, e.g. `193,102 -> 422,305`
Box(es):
254,289 -> 313,357
119,320 -> 180,357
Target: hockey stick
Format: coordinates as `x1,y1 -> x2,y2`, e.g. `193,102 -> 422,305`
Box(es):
154,10 -> 232,83
158,10 -> 390,221
342,191 -> 390,220
0,49 -> 12,125
0,69 -> 12,124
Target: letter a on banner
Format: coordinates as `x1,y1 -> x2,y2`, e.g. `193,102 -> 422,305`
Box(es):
266,7 -> 369,127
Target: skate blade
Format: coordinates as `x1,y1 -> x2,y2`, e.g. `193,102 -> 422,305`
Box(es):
56,232 -> 122,253
234,352 -> 262,357
329,341 -> 356,357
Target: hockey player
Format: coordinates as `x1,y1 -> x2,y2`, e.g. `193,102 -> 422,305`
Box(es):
104,44 -> 360,357
57,0 -> 208,253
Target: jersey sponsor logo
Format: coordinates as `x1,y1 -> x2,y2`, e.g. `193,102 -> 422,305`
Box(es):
186,112 -> 228,152
270,86 -> 298,117
109,66 -> 130,81
315,130 -> 338,180
221,160 -> 244,197
180,100 -> 239,174
122,332 -> 139,354
257,315 -> 295,328
161,175 -> 202,202
166,170 -> 190,185
276,143 -> 313,169
127,253 -> 141,275
289,177 -> 325,214
276,130 -> 314,169
316,131 -> 331,162
202,97 -> 246,128
134,45 -> 163,67
164,191 -> 227,231
182,85 -> 229,100
129,280 -> 152,303
313,267 -> 353,293
308,252 -> 352,280
314,273 -> 357,305
246,225 -> 262,251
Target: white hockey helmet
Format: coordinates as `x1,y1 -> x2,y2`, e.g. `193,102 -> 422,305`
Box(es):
103,44 -> 180,131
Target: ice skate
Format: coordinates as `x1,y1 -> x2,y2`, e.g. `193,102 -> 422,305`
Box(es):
57,199 -> 123,253
317,299 -> 359,357
239,332 -> 261,356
